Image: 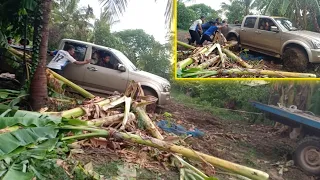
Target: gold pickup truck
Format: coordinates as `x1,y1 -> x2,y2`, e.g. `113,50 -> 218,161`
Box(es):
48,39 -> 171,105
222,15 -> 320,72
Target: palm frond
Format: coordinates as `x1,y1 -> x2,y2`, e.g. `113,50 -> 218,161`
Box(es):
164,0 -> 173,30
99,0 -> 128,23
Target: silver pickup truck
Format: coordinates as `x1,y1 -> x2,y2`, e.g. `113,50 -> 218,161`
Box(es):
222,15 -> 320,72
48,39 -> 171,105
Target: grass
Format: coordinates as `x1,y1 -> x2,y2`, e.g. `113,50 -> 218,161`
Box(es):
171,89 -> 262,123
94,160 -> 179,180
95,160 -> 123,178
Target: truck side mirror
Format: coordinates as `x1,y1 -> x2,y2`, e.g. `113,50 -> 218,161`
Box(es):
118,64 -> 126,72
271,26 -> 279,32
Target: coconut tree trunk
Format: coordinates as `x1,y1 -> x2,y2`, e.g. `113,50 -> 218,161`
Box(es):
311,10 -> 320,32
302,8 -> 308,29
30,0 -> 52,110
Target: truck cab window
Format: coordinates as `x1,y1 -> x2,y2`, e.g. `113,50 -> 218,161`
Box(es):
96,50 -> 119,70
63,42 -> 87,61
90,48 -> 101,65
258,18 -> 277,31
244,17 -> 257,28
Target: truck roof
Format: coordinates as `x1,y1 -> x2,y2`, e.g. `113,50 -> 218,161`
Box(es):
61,38 -> 119,53
244,15 -> 286,19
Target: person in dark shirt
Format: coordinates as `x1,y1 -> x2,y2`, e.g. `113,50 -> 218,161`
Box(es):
215,18 -> 221,24
200,20 -> 215,34
7,37 -> 13,45
98,52 -> 114,69
199,22 -> 227,45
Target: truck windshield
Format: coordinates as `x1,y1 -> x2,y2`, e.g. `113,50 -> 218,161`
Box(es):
112,49 -> 138,71
274,18 -> 297,31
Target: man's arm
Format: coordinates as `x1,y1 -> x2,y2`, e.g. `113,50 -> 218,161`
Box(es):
217,24 -> 228,30
198,20 -> 203,32
73,59 -> 90,65
66,53 -> 90,65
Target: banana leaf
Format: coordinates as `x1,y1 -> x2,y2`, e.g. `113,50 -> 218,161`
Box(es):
0,160 -> 33,180
0,107 -> 61,124
0,127 -> 58,156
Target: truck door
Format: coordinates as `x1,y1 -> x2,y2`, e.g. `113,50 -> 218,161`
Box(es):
255,17 -> 281,54
81,48 -> 129,93
240,17 -> 258,47
62,42 -> 91,85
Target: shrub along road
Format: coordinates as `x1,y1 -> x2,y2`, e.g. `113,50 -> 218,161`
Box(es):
162,92 -> 312,180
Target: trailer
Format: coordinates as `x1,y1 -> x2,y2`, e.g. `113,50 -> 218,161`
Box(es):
251,101 -> 320,175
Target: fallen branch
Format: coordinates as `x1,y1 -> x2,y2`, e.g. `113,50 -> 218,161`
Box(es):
177,48 -> 208,70
120,97 -> 132,130
47,69 -> 95,99
197,55 -> 220,69
54,95 -> 121,118
221,48 -> 252,68
182,68 -> 317,78
177,41 -> 196,50
88,113 -> 125,126
133,105 -> 164,140
61,126 -> 269,180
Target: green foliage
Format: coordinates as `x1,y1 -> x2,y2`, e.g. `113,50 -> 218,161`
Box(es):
0,0 -> 37,39
114,29 -> 171,78
188,4 -> 219,21
172,81 -> 270,113
220,0 -> 247,24
48,0 -> 95,49
92,16 -> 125,52
177,1 -> 197,30
0,89 -> 28,108
307,83 -> 320,115
0,127 -> 58,157
177,2 -> 220,30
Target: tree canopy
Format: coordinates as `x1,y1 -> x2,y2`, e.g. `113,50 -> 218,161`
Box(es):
177,2 -> 219,30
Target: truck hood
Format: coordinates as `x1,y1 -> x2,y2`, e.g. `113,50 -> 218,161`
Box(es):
286,30 -> 320,41
130,70 -> 170,85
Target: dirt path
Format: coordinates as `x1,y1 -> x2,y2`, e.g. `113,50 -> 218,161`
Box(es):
161,99 -> 313,180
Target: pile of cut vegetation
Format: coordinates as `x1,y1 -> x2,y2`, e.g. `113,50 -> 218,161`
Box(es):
177,41 -> 317,78
0,69 -> 270,180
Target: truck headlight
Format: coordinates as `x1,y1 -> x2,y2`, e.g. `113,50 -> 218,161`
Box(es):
162,83 -> 170,92
312,40 -> 320,49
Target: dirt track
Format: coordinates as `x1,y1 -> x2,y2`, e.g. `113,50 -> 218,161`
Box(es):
161,99 -> 314,180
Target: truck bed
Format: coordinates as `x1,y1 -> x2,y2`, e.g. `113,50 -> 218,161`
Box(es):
251,101 -> 320,130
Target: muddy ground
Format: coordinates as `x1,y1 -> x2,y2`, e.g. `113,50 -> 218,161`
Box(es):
161,99 -> 314,180
75,97 -> 316,180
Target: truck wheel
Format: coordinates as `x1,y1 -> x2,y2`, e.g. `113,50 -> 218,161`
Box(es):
293,136 -> 320,175
227,36 -> 240,51
282,47 -> 309,72
142,88 -> 158,113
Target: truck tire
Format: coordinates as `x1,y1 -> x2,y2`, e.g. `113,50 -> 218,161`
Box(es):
227,36 -> 240,51
282,47 -> 309,72
142,88 -> 158,113
293,136 -> 320,176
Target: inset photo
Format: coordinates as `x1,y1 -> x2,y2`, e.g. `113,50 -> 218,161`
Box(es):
176,1 -> 320,79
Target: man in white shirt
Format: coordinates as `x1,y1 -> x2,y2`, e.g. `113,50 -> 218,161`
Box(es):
47,44 -> 90,75
188,16 -> 205,46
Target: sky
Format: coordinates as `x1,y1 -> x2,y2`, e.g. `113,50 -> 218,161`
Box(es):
184,0 -> 228,19
79,0 -> 168,44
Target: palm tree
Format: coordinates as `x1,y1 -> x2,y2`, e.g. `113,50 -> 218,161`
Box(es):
253,0 -> 320,31
30,0 -> 52,110
98,0 -> 181,31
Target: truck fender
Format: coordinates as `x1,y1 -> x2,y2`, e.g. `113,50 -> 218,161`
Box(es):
139,82 -> 161,98
226,31 -> 240,40
281,40 -> 311,61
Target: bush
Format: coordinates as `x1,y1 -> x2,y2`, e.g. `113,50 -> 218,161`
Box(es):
172,81 -> 271,112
